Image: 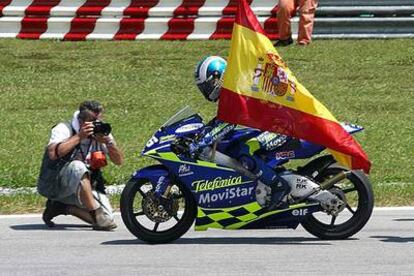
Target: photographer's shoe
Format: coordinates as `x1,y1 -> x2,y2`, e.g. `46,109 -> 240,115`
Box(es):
90,207 -> 117,231
42,200 -> 68,227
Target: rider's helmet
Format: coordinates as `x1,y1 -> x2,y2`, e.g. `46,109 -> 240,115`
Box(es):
194,56 -> 227,102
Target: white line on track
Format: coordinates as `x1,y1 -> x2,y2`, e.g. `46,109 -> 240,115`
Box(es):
1,207 -> 413,219
0,212 -> 121,219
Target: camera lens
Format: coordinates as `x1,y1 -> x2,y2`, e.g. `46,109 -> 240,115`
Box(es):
93,121 -> 111,136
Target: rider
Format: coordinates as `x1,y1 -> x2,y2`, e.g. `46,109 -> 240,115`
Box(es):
190,56 -> 291,210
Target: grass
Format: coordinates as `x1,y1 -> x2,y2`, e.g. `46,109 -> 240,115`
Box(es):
0,194 -> 121,214
0,39 -> 413,213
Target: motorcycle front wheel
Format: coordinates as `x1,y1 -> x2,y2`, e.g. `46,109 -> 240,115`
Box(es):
120,177 -> 197,244
301,165 -> 374,240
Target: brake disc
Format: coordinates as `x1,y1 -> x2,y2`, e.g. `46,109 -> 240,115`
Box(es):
142,193 -> 179,223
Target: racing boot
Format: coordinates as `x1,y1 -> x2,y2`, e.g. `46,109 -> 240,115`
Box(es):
90,207 -> 117,231
267,180 -> 291,211
42,199 -> 68,227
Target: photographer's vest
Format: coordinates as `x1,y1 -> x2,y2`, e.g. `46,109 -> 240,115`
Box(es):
37,121 -> 77,199
37,121 -> 107,198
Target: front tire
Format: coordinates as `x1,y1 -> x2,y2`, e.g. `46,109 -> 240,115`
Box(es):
301,166 -> 374,240
120,177 -> 197,244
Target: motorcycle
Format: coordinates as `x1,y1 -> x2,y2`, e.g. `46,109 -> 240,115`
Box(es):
120,106 -> 374,244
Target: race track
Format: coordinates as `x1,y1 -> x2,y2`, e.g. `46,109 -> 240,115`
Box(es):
1,208 -> 413,275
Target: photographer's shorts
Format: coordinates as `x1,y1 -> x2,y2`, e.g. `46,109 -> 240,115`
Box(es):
55,160 -> 89,207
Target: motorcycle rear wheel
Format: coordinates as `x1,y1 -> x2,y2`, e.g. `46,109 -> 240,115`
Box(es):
301,166 -> 374,240
120,177 -> 197,244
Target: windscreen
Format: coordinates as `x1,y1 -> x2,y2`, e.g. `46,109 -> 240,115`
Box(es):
161,106 -> 197,128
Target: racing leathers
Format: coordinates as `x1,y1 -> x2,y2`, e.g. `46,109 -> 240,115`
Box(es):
189,117 -> 291,209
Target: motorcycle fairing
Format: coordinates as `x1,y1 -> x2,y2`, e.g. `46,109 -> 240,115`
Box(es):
147,151 -> 256,209
131,164 -> 169,183
139,149 -> 323,231
195,202 -> 320,231
142,114 -> 204,155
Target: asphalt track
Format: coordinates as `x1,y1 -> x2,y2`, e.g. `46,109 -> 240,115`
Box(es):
1,208 -> 413,276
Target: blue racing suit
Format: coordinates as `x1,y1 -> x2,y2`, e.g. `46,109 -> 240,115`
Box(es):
189,117 -> 290,199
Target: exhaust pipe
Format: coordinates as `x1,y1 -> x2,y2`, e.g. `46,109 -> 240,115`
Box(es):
320,171 -> 351,190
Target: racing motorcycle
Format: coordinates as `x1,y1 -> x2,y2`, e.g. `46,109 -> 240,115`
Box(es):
120,106 -> 374,244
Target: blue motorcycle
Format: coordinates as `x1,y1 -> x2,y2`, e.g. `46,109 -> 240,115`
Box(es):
120,106 -> 374,243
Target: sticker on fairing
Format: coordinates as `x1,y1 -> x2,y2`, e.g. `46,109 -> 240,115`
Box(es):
175,123 -> 204,134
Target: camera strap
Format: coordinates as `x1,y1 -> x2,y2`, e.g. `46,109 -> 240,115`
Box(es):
78,138 -> 94,161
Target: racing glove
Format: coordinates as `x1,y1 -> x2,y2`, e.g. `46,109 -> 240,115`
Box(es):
188,142 -> 201,158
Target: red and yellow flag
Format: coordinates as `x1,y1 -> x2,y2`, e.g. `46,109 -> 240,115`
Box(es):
217,0 -> 371,173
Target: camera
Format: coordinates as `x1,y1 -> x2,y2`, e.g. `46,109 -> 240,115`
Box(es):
93,121 -> 112,136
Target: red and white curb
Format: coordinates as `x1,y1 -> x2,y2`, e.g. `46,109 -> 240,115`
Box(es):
0,0 -> 280,40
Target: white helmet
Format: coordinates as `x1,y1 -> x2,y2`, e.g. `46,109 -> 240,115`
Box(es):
194,56 -> 227,102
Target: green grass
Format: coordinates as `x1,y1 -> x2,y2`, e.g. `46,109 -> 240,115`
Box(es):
0,39 -> 413,211
0,194 -> 121,214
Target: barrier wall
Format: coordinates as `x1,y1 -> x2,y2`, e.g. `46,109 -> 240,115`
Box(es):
0,0 -> 413,40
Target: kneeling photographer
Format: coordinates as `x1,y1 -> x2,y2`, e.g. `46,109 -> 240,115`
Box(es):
37,100 -> 124,230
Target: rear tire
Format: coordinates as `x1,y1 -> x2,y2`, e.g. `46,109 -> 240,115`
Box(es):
120,177 -> 197,244
301,166 -> 374,240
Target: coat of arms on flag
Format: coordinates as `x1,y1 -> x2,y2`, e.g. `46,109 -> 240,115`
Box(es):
252,53 -> 297,99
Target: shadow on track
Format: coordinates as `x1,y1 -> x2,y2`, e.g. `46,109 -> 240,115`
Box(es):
371,236 -> 414,243
393,218 -> 414,222
102,236 -> 332,246
10,223 -> 92,231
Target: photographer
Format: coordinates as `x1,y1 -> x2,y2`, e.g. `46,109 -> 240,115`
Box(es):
37,100 -> 124,230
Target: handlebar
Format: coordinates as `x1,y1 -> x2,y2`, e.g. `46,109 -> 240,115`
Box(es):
170,136 -> 195,157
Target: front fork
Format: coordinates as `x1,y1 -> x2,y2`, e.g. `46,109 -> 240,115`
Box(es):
152,175 -> 180,217
154,175 -> 172,198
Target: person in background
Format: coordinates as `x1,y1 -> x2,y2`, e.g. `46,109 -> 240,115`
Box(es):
275,0 -> 319,46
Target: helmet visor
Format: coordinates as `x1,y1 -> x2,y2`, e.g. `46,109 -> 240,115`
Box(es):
196,76 -> 222,102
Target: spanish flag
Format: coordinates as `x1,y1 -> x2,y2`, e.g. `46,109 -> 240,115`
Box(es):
217,0 -> 371,173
